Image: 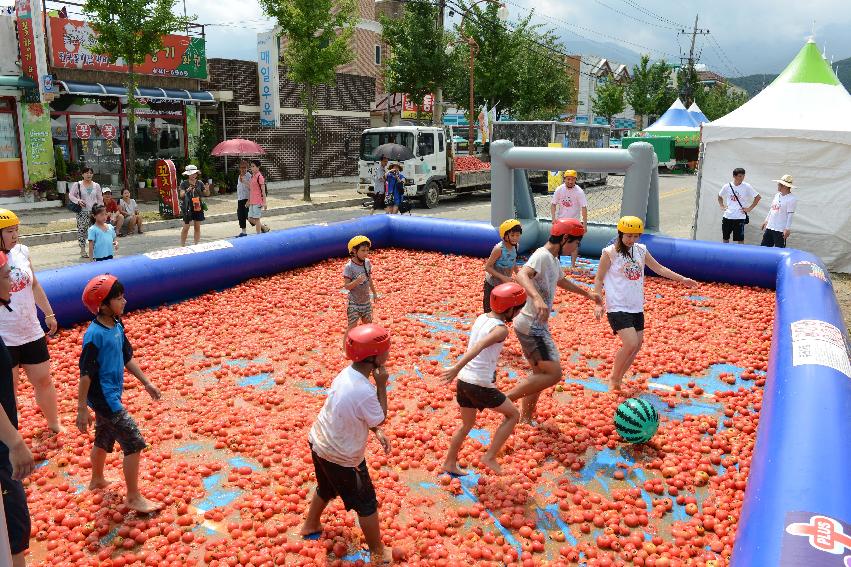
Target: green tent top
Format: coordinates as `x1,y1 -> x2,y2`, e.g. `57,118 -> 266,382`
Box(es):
772,38 -> 840,87
0,76 -> 37,89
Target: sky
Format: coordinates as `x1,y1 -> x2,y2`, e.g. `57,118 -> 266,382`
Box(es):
59,0 -> 851,77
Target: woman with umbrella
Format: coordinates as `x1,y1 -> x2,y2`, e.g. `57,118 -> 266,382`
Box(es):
210,139 -> 266,237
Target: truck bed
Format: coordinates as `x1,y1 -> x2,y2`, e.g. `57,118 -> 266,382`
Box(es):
454,169 -> 491,190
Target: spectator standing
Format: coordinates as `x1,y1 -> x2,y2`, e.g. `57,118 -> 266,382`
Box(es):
235,159 -> 252,237
550,170 -> 588,267
67,167 -> 104,258
761,174 -> 797,248
248,160 -> 270,234
371,156 -> 388,215
178,165 -> 210,246
717,167 -> 760,244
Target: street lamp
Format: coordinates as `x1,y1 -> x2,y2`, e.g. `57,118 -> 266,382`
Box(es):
448,0 -> 507,155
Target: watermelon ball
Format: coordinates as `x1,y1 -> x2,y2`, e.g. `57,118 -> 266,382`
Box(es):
614,398 -> 659,443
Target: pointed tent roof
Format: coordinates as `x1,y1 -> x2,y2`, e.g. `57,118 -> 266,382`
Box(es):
645,99 -> 700,132
688,102 -> 709,125
703,39 -> 851,143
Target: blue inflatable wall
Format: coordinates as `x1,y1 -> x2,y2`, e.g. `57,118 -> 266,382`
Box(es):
37,215 -> 850,567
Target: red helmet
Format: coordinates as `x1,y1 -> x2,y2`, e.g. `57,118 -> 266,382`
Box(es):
345,323 -> 391,362
552,218 -> 585,237
0,251 -> 7,268
82,274 -> 118,314
490,282 -> 527,314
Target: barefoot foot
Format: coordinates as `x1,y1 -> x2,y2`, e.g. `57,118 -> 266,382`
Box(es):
479,455 -> 503,475
49,423 -> 67,435
88,477 -> 117,490
126,495 -> 162,514
441,464 -> 467,476
299,523 -> 323,538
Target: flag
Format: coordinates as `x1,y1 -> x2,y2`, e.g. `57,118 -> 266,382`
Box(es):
488,104 -> 497,142
479,103 -> 489,144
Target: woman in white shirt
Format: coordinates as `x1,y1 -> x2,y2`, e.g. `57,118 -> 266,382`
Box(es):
0,210 -> 63,433
594,216 -> 697,392
68,167 -> 104,258
761,174 -> 797,248
119,188 -> 143,234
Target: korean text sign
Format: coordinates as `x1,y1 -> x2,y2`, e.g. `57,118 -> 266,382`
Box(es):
257,31 -> 280,128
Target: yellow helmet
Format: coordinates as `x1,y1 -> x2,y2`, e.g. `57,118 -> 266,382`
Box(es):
347,235 -> 371,253
617,216 -> 644,234
498,218 -> 522,239
0,209 -> 19,231
563,170 -> 577,178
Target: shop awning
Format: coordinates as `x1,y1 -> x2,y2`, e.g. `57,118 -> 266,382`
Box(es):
0,76 -> 37,89
56,81 -> 215,102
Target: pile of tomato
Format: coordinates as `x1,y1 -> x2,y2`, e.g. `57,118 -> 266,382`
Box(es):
453,156 -> 491,172
18,249 -> 774,566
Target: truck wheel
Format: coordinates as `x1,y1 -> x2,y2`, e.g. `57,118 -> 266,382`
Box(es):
422,182 -> 440,209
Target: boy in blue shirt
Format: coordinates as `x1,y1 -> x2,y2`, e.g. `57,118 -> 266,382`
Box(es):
76,274 -> 162,513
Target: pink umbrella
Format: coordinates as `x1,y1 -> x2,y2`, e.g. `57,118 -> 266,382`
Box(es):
211,138 -> 266,156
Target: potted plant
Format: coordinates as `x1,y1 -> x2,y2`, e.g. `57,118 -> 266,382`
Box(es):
54,147 -> 68,194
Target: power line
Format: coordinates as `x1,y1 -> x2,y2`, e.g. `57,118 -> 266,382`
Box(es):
707,33 -> 743,77
589,0 -> 680,31
617,0 -> 687,29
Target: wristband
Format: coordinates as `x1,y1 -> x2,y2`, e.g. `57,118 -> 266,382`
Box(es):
45,314 -> 56,319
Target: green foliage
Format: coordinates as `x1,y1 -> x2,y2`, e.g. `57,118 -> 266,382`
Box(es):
591,81 -> 626,122
443,2 -> 572,121
695,84 -> 749,121
676,65 -> 700,107
381,2 -> 450,119
196,119 -> 218,180
53,146 -> 68,181
258,0 -> 357,200
626,55 -> 675,128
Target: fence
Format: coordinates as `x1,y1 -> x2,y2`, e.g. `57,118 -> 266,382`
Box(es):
530,174 -> 625,226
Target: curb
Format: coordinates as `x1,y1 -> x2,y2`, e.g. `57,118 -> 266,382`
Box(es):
20,197 -> 366,247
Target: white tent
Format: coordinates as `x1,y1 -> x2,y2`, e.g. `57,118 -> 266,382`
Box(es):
695,39 -> 851,272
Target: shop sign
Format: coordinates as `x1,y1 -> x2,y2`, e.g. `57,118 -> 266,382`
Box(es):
15,0 -> 39,89
75,122 -> 91,140
155,159 -> 180,218
21,102 -> 54,182
100,124 -> 116,140
401,94 -> 434,120
257,30 -> 281,128
48,17 -> 208,79
185,104 -> 199,160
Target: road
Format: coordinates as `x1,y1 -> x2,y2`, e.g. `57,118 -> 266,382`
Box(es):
29,175 -> 698,272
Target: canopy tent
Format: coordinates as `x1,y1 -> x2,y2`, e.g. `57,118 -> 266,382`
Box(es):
695,39 -> 851,271
643,99 -> 701,148
688,102 -> 709,125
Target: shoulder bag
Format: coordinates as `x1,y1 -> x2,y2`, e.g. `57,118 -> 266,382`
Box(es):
728,183 -> 749,224
66,182 -> 83,213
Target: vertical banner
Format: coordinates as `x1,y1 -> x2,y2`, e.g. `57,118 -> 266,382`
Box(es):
155,159 -> 180,218
21,102 -> 54,182
257,30 -> 280,128
185,105 -> 200,161
15,0 -> 50,100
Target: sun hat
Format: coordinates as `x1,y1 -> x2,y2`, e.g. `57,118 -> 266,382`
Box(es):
773,174 -> 795,188
102,187 -> 112,193
182,165 -> 200,176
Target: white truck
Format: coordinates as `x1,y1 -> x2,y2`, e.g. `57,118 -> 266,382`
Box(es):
356,125 -> 492,208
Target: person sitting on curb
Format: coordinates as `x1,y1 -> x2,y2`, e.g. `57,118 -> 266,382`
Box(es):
101,188 -> 125,237
119,188 -> 143,235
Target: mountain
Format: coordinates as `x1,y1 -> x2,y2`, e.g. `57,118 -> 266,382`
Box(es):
556,34 -> 644,68
730,56 -> 851,96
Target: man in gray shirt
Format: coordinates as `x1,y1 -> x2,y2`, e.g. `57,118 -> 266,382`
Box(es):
371,156 -> 388,215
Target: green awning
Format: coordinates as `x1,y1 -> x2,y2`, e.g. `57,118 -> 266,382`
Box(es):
0,76 -> 37,89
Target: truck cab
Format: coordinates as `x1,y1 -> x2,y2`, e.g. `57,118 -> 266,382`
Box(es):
357,126 -> 448,208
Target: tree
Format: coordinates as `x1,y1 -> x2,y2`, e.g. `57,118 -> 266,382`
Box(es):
443,3 -> 571,121
83,0 -> 193,196
258,0 -> 357,201
591,80 -> 625,124
696,83 -> 749,121
626,55 -> 674,128
381,1 -> 450,123
677,64 -> 701,107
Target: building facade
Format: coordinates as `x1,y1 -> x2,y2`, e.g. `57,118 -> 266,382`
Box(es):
565,55 -> 636,131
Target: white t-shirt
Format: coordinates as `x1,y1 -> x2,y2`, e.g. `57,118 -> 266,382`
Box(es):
551,184 -> 587,220
236,171 -> 252,201
458,314 -> 506,388
765,192 -> 797,232
513,247 -> 563,336
373,164 -> 387,195
308,366 -> 385,468
120,198 -> 138,216
0,244 -> 44,346
602,243 -> 647,313
719,182 -> 758,220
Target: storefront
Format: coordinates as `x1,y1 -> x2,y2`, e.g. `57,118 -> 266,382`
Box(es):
0,95 -> 24,196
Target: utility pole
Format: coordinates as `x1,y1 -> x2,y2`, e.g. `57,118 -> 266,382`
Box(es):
434,0 -> 444,125
679,14 -> 708,106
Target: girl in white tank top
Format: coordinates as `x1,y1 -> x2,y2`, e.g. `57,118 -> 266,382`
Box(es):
594,219 -> 698,391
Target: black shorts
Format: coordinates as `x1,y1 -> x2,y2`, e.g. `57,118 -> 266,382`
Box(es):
94,410 -> 147,456
721,217 -> 746,242
183,210 -> 205,224
6,336 -> 49,367
456,380 -> 506,411
0,458 -> 30,555
607,311 -> 645,333
309,444 -> 377,517
760,229 -> 786,248
372,193 -> 386,210
94,255 -> 113,261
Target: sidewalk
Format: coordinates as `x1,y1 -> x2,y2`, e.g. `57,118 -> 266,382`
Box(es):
18,181 -> 364,247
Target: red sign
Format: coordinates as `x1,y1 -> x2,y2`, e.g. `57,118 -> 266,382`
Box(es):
155,159 -> 180,218
401,94 -> 434,119
15,0 -> 39,89
47,17 -> 208,80
75,123 -> 91,140
100,124 -> 116,140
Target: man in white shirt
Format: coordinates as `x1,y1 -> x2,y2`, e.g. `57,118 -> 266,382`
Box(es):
550,170 -> 588,268
761,174 -> 798,248
301,324 -> 391,564
717,167 -> 760,244
371,156 -> 388,215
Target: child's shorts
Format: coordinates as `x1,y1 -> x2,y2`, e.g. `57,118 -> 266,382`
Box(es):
248,204 -> 263,218
94,410 -> 147,456
456,379 -> 506,410
309,443 -> 377,517
515,329 -> 561,364
607,311 -> 645,334
347,303 -> 373,326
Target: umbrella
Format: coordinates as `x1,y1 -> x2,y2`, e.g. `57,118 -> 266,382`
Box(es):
211,138 -> 266,156
373,143 -> 414,161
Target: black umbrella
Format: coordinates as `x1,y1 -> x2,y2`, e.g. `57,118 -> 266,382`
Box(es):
373,143 -> 414,161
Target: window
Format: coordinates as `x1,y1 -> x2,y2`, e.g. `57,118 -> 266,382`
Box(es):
417,133 -> 434,156
374,45 -> 381,65
438,132 -> 444,152
360,131 -> 414,160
